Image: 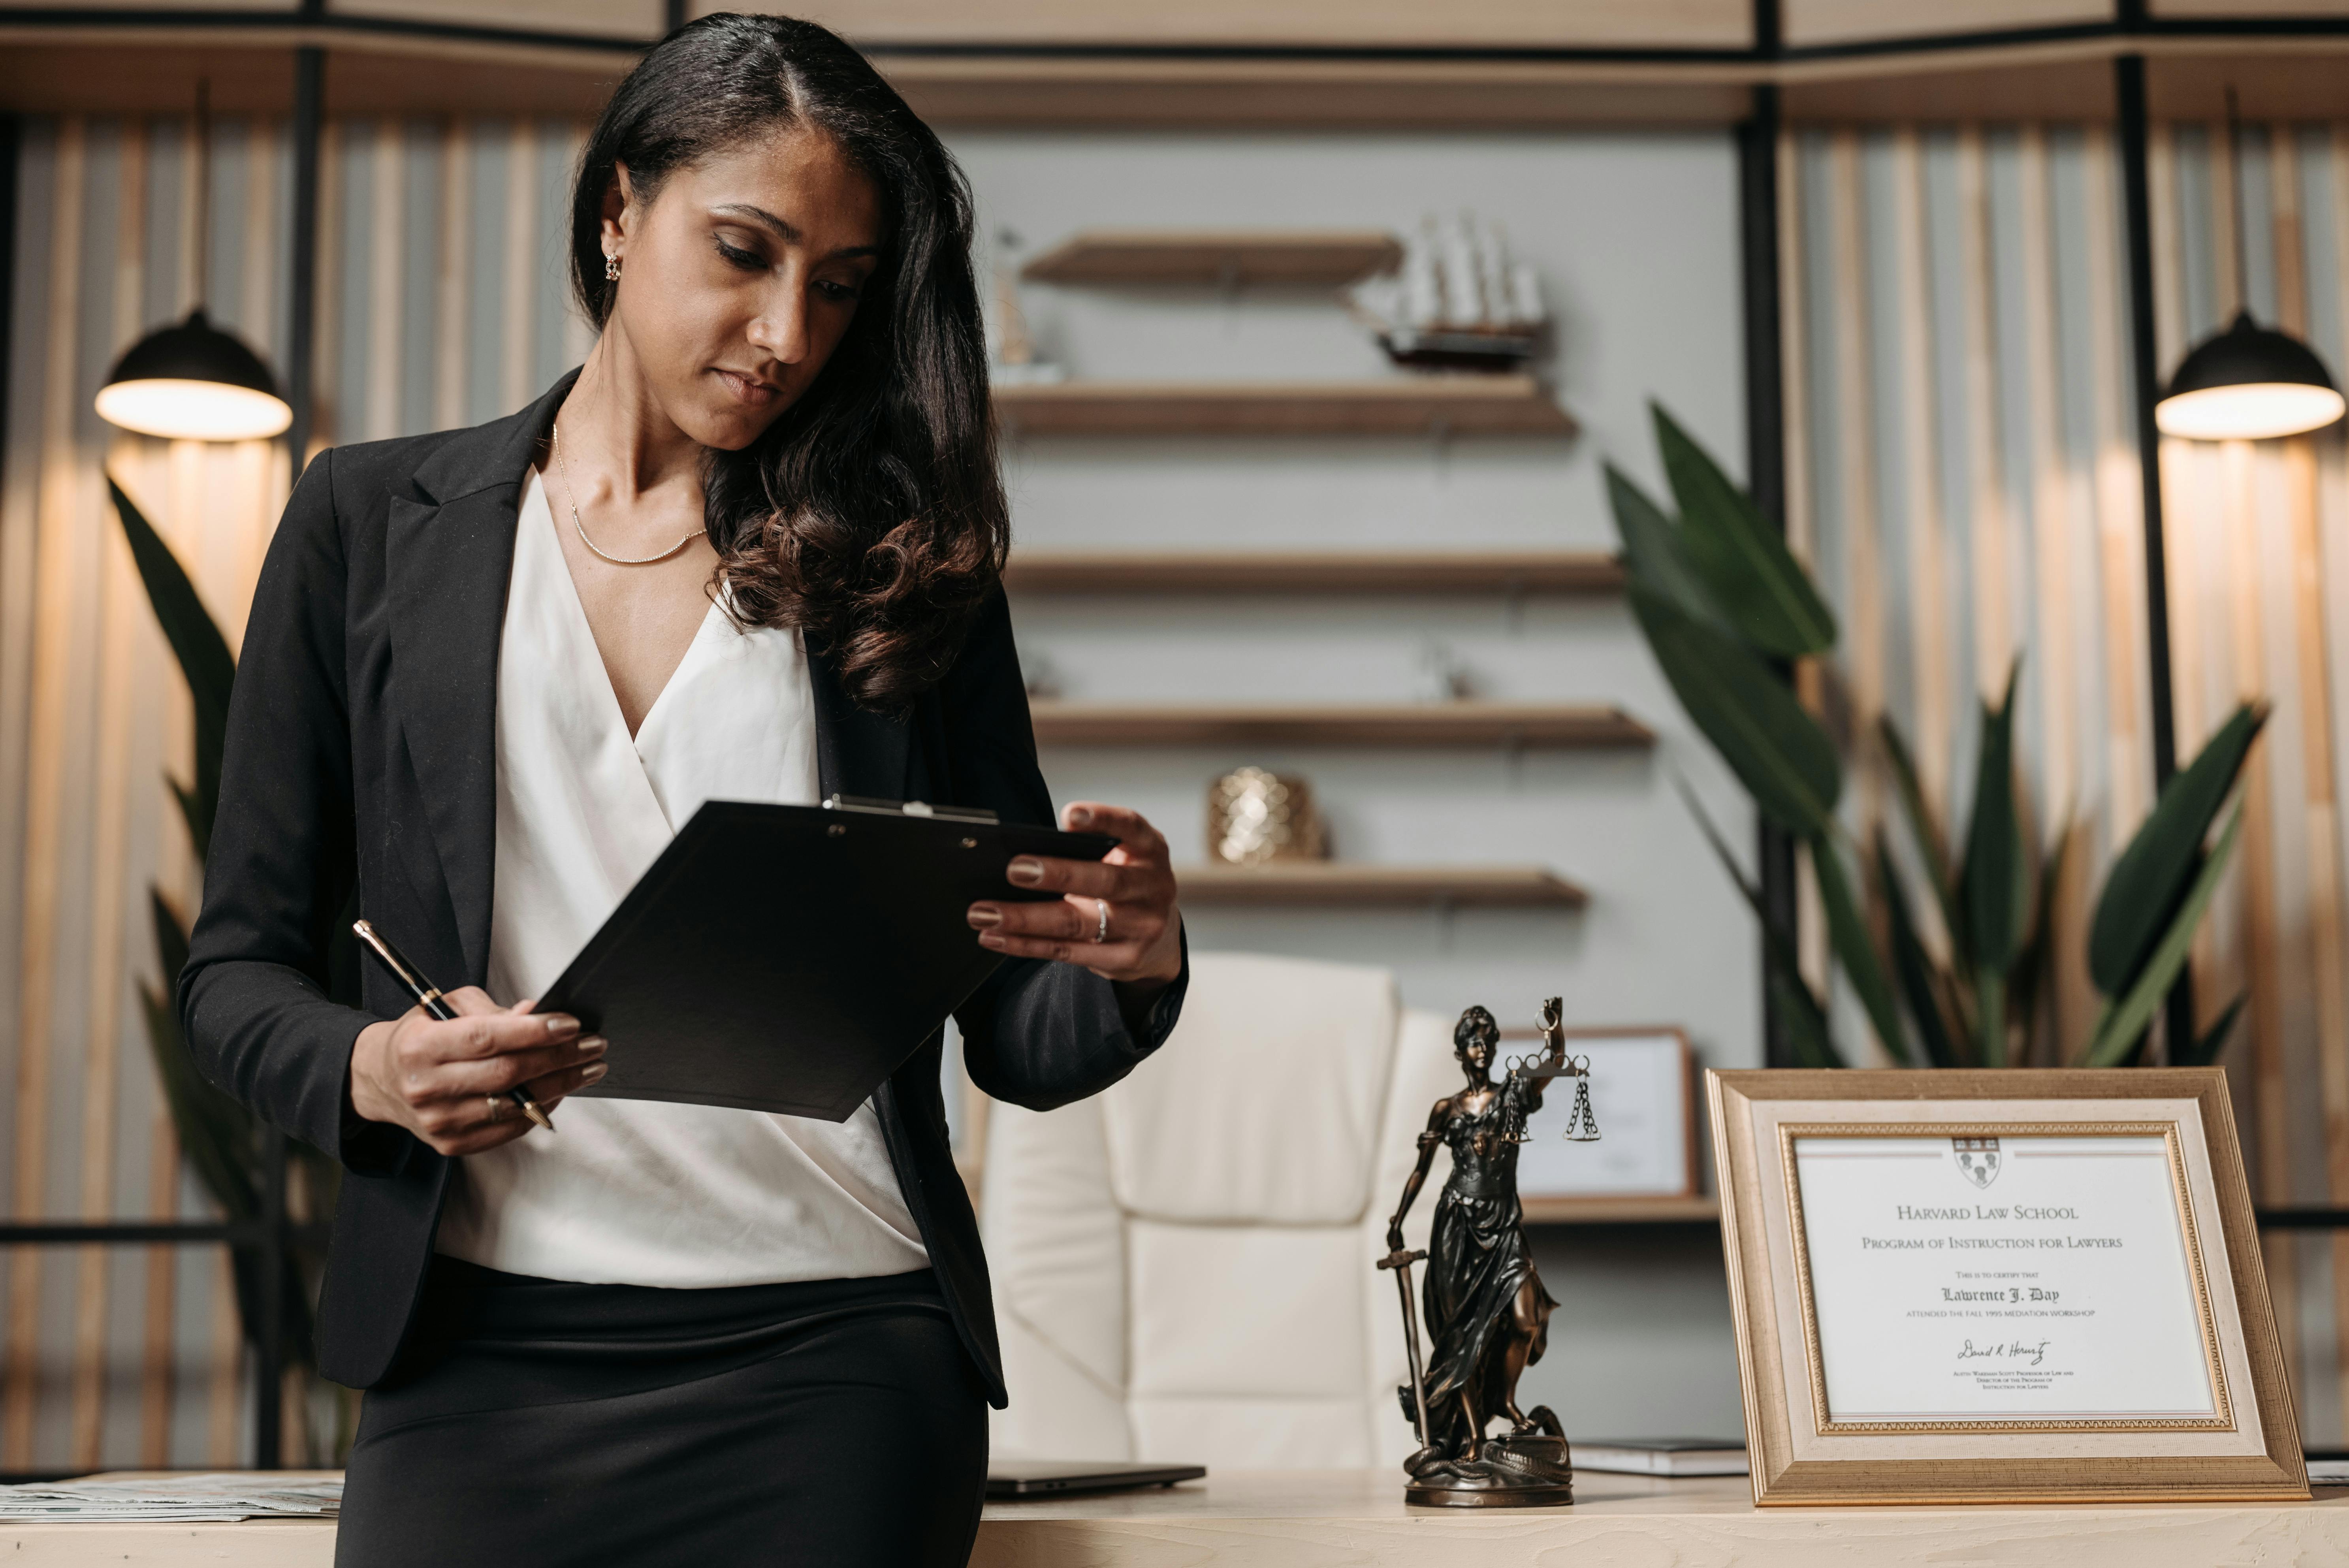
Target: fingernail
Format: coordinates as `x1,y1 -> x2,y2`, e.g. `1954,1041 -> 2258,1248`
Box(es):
967,905 -> 1003,929
1068,807 -> 1092,826
1006,858 -> 1043,887
544,1015 -> 580,1038
582,1061 -> 608,1083
579,1035 -> 608,1057
978,932 -> 1006,950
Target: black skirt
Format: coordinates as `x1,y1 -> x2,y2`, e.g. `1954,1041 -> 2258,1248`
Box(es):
336,1257 -> 988,1568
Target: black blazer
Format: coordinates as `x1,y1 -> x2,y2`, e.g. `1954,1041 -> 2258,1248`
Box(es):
178,373 -> 1187,1400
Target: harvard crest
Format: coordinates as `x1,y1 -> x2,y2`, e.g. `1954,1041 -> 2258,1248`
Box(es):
1953,1136 -> 2001,1190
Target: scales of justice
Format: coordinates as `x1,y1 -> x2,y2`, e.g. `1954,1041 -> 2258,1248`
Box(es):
1380,996 -> 1599,1508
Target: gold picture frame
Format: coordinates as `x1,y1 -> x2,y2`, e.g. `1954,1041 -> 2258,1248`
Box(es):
1709,1068 -> 2307,1506
1501,1023 -> 1700,1202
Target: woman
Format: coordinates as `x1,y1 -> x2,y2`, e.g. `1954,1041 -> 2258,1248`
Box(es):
179,15 -> 1186,1566
1384,1004 -> 1562,1475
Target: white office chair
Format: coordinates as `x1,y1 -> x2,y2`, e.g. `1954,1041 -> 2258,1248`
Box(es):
981,951 -> 1461,1469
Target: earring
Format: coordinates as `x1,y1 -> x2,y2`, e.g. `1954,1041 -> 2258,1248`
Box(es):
605,254 -> 622,281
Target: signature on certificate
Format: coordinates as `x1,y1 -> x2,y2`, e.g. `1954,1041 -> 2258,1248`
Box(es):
1956,1338 -> 2053,1367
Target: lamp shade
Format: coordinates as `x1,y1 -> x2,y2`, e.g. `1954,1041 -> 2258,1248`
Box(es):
2156,309 -> 2345,441
94,309 -> 292,442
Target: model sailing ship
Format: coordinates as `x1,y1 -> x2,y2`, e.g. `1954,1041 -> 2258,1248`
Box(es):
1345,211 -> 1548,372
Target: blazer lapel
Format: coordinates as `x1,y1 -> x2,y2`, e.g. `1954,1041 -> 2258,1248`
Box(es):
384,369 -> 919,978
806,639 -> 912,803
385,371 -> 578,982
807,639 -> 917,1171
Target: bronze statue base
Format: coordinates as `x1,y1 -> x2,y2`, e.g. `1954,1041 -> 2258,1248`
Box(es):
1405,1480 -> 1574,1509
1404,1435 -> 1574,1509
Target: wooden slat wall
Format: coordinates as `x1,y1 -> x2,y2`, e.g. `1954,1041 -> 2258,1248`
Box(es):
0,114 -> 587,1471
1786,119 -> 2349,1444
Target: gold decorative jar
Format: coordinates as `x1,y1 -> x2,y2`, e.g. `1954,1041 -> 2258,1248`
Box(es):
1207,767 -> 1328,866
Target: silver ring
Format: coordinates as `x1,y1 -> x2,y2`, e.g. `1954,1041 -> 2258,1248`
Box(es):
483,1094 -> 506,1123
1092,898 -> 1110,943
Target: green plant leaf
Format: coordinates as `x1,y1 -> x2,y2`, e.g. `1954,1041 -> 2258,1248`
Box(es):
1877,828 -> 1961,1067
2005,823 -> 2072,1068
2175,994 -> 2247,1069
1628,584 -> 1841,837
143,890 -> 323,1369
1961,662 -> 2029,983
109,478 -> 235,859
115,490 -> 331,1405
1974,970 -> 2010,1068
1767,969 -> 1845,1070
168,777 -> 208,865
142,892 -> 259,1225
1812,831 -> 1912,1064
2088,702 -> 2266,998
2084,804 -> 2245,1066
1651,403 -> 1837,659
1671,776 -> 1845,1069
1878,715 -> 1960,946
1605,464 -> 1717,625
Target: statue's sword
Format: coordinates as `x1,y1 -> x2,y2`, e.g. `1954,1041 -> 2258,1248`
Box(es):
1378,1246 -> 1433,1453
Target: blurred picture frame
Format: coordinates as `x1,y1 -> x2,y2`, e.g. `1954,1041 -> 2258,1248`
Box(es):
1503,1025 -> 1699,1206
1709,1068 -> 2305,1506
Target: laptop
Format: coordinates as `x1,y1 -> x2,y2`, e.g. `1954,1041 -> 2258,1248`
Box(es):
984,1459 -> 1207,1498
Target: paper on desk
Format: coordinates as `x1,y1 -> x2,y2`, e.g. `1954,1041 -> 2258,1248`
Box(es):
0,1472 -> 341,1522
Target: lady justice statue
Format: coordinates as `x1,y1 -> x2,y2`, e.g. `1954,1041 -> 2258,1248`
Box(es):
1380,997 -> 1597,1508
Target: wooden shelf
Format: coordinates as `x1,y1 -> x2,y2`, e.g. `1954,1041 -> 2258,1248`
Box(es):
1028,702 -> 1653,748
1003,550 -> 1623,596
993,378 -> 1577,439
1021,229 -> 1402,287
1178,862 -> 1586,907
1519,1194 -> 1719,1225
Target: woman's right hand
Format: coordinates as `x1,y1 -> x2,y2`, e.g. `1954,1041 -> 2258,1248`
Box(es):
348,988 -> 607,1156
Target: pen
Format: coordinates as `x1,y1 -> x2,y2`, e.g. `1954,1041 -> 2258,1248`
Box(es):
352,919 -> 555,1133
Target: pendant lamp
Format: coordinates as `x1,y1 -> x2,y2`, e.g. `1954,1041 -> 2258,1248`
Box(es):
95,83 -> 292,443
2155,92 -> 2345,442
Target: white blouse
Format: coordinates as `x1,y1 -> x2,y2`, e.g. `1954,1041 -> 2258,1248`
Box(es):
432,471 -> 930,1287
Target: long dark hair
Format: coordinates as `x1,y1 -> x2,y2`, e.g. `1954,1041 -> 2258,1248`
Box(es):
571,13 -> 1005,711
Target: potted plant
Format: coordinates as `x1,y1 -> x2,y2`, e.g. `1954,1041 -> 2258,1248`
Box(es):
1609,407 -> 2258,1070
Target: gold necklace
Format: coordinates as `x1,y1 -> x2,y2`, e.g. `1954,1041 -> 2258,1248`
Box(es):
550,421 -> 703,567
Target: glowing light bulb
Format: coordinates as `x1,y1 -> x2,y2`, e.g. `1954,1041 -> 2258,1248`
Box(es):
95,311 -> 291,443
95,378 -> 292,442
2157,310 -> 2344,442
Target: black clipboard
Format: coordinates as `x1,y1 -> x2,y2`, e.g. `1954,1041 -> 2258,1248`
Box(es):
540,798 -> 1114,1120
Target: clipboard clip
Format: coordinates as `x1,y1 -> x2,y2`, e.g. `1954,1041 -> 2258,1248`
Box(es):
822,794 -> 1001,826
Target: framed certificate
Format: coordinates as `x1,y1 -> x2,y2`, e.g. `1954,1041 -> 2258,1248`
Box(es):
1709,1068 -> 2306,1505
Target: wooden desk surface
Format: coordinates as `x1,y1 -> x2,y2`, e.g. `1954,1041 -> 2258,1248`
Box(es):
7,1469 -> 2349,1566
973,1468 -> 2349,1566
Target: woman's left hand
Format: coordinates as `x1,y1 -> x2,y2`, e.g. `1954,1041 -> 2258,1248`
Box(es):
967,802 -> 1183,993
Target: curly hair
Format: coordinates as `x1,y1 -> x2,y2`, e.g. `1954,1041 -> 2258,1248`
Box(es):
1453,1005 -> 1500,1059
570,12 -> 1007,711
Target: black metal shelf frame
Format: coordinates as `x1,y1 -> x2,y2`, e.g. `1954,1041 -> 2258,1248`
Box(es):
0,1160 -> 324,1468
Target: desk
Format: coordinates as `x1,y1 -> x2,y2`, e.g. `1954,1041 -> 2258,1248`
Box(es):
6,1470 -> 2348,1565
974,1469 -> 2349,1566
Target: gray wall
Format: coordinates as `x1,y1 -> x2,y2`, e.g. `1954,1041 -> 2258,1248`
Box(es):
955,128 -> 1755,1440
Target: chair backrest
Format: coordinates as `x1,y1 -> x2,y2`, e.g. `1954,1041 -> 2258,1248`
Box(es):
983,951 -> 1460,1469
